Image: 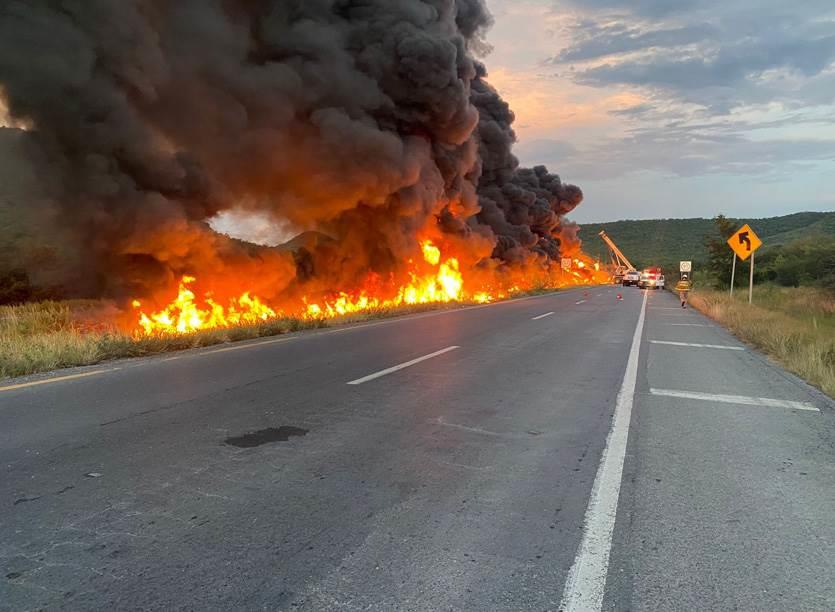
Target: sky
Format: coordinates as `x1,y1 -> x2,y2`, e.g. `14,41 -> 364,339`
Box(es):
484,0 -> 835,222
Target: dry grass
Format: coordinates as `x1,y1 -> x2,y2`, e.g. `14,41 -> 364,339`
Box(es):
688,286 -> 835,398
0,300 -> 325,380
0,286 -> 578,380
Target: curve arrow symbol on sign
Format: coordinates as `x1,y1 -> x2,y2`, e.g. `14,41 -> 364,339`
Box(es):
738,231 -> 751,251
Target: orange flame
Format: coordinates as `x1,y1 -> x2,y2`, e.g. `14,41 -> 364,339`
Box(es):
131,240 -> 609,336
133,276 -> 276,335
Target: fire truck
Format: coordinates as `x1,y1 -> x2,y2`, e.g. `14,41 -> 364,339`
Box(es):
638,266 -> 665,290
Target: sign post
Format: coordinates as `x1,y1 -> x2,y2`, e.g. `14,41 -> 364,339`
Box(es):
727,224 -> 762,304
729,254 -> 737,297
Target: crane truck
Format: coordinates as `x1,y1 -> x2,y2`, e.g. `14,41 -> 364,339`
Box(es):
598,231 -> 637,284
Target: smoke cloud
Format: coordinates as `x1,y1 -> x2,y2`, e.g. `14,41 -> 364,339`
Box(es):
0,0 -> 584,305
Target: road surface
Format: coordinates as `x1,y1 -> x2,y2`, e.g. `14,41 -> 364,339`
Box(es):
1,287 -> 833,611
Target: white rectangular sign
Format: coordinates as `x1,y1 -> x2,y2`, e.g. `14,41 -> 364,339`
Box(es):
680,261 -> 692,272
561,257 -> 572,271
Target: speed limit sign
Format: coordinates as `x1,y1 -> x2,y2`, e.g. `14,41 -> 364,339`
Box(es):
680,261 -> 692,272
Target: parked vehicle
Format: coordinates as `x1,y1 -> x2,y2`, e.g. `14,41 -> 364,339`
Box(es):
638,267 -> 665,289
622,270 -> 640,286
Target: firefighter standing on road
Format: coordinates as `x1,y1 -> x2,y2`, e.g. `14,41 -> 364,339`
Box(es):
675,273 -> 693,308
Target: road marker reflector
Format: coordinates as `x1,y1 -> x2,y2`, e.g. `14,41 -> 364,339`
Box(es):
650,388 -> 819,412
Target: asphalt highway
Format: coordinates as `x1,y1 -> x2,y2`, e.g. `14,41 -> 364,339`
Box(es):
1,287 -> 833,611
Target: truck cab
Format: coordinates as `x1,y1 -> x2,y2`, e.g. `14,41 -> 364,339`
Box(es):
622,270 -> 640,286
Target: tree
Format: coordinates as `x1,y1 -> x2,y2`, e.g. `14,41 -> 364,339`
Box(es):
704,215 -> 737,289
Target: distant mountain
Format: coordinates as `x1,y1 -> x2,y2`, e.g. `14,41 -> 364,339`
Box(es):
275,231 -> 335,252
578,211 -> 835,271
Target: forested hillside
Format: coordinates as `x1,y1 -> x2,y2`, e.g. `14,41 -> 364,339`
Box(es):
578,211 -> 835,270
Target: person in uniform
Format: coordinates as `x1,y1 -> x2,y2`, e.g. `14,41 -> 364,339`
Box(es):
675,273 -> 693,308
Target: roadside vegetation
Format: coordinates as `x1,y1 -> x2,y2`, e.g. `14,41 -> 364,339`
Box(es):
0,286 -> 564,380
580,210 -> 835,272
0,300 -> 327,380
687,286 -> 835,398
650,214 -> 835,399
648,213 -> 835,397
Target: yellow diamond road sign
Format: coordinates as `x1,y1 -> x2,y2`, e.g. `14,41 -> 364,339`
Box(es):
728,224 -> 762,261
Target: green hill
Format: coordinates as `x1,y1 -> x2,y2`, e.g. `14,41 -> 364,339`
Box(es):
578,211 -> 835,271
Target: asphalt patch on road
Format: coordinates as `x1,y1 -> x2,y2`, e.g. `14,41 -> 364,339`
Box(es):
225,426 -> 309,448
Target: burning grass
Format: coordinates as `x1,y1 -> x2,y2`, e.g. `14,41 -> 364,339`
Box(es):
0,300 -> 324,380
0,284 -> 584,380
128,241 -> 608,337
688,286 -> 835,398
1,237 -> 608,380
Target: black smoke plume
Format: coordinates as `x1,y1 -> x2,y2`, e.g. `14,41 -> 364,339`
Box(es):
0,0 -> 583,304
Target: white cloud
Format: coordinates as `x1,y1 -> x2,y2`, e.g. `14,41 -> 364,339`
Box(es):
483,0 -> 835,220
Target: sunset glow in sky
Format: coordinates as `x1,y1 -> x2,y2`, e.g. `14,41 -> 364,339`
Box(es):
484,0 -> 835,222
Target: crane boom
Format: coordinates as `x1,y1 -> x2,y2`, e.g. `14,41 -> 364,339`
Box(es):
598,230 -> 636,280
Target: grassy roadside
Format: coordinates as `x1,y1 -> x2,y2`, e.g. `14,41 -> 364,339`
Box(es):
0,288 -> 575,380
686,286 -> 835,398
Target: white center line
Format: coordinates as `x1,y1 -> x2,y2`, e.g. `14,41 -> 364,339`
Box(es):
560,290 -> 648,612
347,346 -> 460,385
532,312 -> 554,320
650,388 -> 819,412
575,300 -> 587,305
650,340 -> 744,351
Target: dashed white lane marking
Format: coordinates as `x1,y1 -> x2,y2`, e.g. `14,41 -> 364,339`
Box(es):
667,323 -> 710,327
0,288 -> 605,392
650,388 -> 819,412
650,340 -> 744,351
560,289 -> 648,612
347,346 -> 460,385
0,368 -> 121,393
575,300 -> 587,305
532,312 -> 555,320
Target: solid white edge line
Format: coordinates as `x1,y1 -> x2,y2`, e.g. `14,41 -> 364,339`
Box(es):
650,340 -> 744,351
346,346 -> 460,385
560,289 -> 648,612
649,388 -> 819,412
532,312 -> 555,320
